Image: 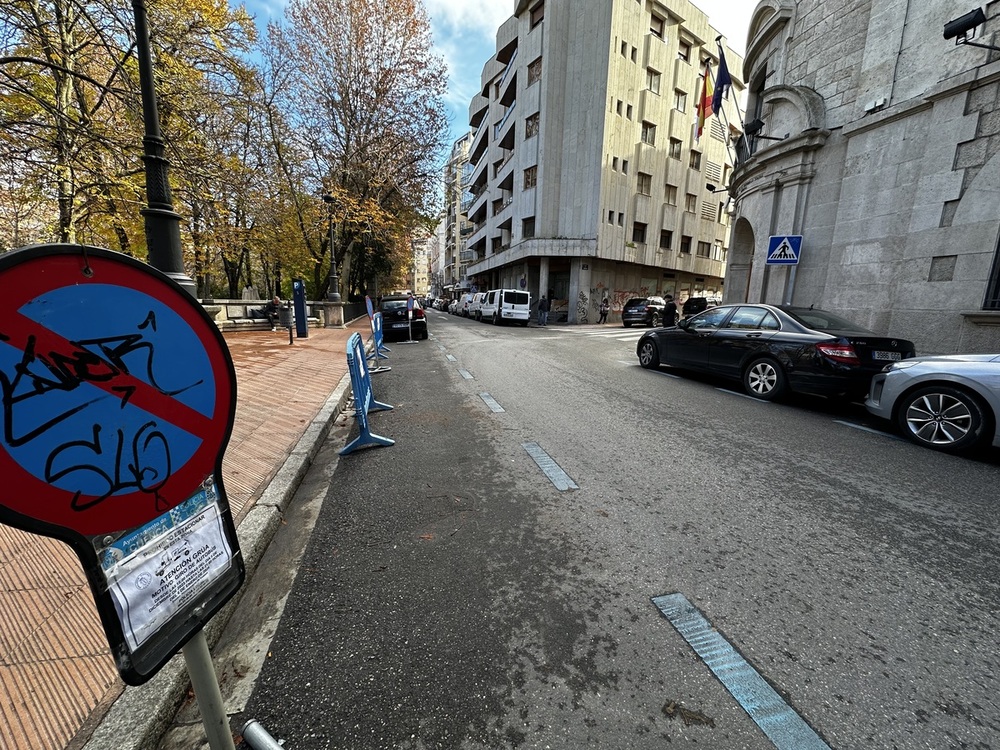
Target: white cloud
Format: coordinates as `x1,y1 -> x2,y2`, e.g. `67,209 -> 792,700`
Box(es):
422,0 -> 514,36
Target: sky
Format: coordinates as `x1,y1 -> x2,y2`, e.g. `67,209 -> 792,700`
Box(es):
240,0 -> 756,147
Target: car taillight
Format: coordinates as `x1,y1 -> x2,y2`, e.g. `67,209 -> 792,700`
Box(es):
413,308 -> 425,319
816,342 -> 859,364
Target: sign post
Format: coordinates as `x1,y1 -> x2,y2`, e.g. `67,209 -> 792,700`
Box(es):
400,294 -> 419,344
0,244 -> 243,746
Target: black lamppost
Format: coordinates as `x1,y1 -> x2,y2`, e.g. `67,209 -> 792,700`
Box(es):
321,193 -> 342,302
131,0 -> 195,297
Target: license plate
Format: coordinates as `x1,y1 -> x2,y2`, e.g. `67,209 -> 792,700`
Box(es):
391,322 -> 408,328
872,351 -> 901,361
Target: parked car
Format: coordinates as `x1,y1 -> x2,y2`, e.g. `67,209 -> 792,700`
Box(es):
865,354 -> 1000,454
454,293 -> 474,316
479,289 -> 531,326
469,292 -> 487,320
681,296 -> 711,318
621,296 -> 666,327
635,303 -> 915,401
379,295 -> 428,340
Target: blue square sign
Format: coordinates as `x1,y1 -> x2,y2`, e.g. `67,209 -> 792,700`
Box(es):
766,235 -> 802,265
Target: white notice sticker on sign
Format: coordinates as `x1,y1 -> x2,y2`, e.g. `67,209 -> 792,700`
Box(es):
108,502 -> 234,651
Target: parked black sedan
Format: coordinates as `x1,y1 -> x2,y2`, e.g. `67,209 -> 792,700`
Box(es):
379,295 -> 428,340
636,304 -> 915,401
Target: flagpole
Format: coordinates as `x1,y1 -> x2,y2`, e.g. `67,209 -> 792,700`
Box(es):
713,35 -> 749,168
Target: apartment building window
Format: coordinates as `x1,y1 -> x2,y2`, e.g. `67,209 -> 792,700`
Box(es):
646,68 -> 661,94
523,217 -> 536,238
697,241 -> 711,258
685,193 -> 697,212
689,151 -> 702,170
528,57 -> 542,86
622,159 -> 629,174
525,112 -> 539,138
530,2 -> 544,28
680,235 -> 692,254
621,40 -> 628,57
660,230 -> 673,250
612,156 -> 619,171
626,104 -> 633,119
718,202 -> 727,223
524,165 -> 537,188
650,14 -> 665,39
641,121 -> 656,145
669,138 -> 682,159
608,210 -> 615,223
631,46 -> 638,63
665,184 -> 678,204
618,212 -> 624,226
616,99 -> 623,115
632,222 -> 648,244
678,40 -> 691,62
674,90 -> 687,113
637,172 -> 652,195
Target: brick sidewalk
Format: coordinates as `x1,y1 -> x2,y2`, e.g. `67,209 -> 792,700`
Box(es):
0,321 -> 368,750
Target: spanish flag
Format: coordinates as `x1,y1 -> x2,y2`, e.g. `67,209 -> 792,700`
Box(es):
695,61 -> 714,142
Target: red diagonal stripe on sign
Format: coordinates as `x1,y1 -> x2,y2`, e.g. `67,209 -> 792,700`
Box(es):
3,311 -> 216,437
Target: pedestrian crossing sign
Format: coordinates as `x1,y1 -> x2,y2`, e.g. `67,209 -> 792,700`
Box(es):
766,235 -> 802,264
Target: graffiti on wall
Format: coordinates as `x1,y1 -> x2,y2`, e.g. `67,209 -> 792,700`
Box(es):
577,291 -> 589,323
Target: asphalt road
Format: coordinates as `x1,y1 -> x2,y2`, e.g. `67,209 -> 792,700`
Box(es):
231,311 -> 1000,749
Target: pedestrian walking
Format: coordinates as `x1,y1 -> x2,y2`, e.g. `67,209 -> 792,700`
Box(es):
662,294 -> 677,327
538,295 -> 550,326
598,298 -> 610,324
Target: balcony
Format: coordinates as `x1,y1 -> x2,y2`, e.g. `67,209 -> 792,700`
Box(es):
494,100 -> 516,140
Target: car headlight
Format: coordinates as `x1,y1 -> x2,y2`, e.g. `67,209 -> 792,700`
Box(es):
884,361 -> 918,372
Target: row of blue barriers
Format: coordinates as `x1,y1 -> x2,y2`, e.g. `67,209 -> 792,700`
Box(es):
339,310 -> 394,456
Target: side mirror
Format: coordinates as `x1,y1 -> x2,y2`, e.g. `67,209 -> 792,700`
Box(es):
678,319 -> 690,330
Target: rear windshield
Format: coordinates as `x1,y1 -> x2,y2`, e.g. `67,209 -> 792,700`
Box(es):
503,291 -> 530,305
382,300 -> 408,310
624,298 -> 646,307
784,307 -> 871,333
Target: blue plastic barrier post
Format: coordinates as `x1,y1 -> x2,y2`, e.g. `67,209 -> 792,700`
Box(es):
368,313 -> 391,373
340,332 -> 394,456
366,295 -> 391,356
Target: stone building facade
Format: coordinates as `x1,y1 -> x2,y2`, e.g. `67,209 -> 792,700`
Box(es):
464,0 -> 745,322
730,0 -> 1000,353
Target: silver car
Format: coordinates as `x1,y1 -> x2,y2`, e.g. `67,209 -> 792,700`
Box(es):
866,354 -> 1000,454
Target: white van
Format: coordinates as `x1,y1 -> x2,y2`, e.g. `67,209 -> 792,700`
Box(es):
480,289 -> 531,326
469,292 -> 487,320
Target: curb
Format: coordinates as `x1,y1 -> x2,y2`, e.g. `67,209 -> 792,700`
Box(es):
80,373 -> 354,750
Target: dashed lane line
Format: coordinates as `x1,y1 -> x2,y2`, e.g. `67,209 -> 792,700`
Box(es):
653,593 -> 830,750
522,442 -> 579,491
479,393 -> 505,413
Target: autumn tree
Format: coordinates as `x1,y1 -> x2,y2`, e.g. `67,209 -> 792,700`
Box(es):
265,0 -> 449,299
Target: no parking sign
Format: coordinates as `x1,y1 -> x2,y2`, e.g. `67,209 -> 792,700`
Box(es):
0,244 -> 243,684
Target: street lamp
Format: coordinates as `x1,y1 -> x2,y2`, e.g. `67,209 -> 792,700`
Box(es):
131,0 -> 195,297
321,193 -> 342,302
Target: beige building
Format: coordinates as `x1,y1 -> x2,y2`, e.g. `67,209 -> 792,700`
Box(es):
730,0 -> 1000,354
464,0 -> 745,322
441,133 -> 474,298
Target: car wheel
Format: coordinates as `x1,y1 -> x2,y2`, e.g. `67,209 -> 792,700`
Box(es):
638,339 -> 659,369
895,385 -> 988,453
650,313 -> 660,327
743,358 -> 787,400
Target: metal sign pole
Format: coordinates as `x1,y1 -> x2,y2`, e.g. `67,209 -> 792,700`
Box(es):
400,294 -> 418,344
182,630 -> 236,750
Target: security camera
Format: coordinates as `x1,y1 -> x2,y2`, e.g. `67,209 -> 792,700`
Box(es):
944,7 -> 986,40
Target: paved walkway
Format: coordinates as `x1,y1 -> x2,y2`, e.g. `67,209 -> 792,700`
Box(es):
0,320 -> 368,750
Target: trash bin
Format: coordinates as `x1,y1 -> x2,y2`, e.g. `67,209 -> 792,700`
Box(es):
277,304 -> 294,329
